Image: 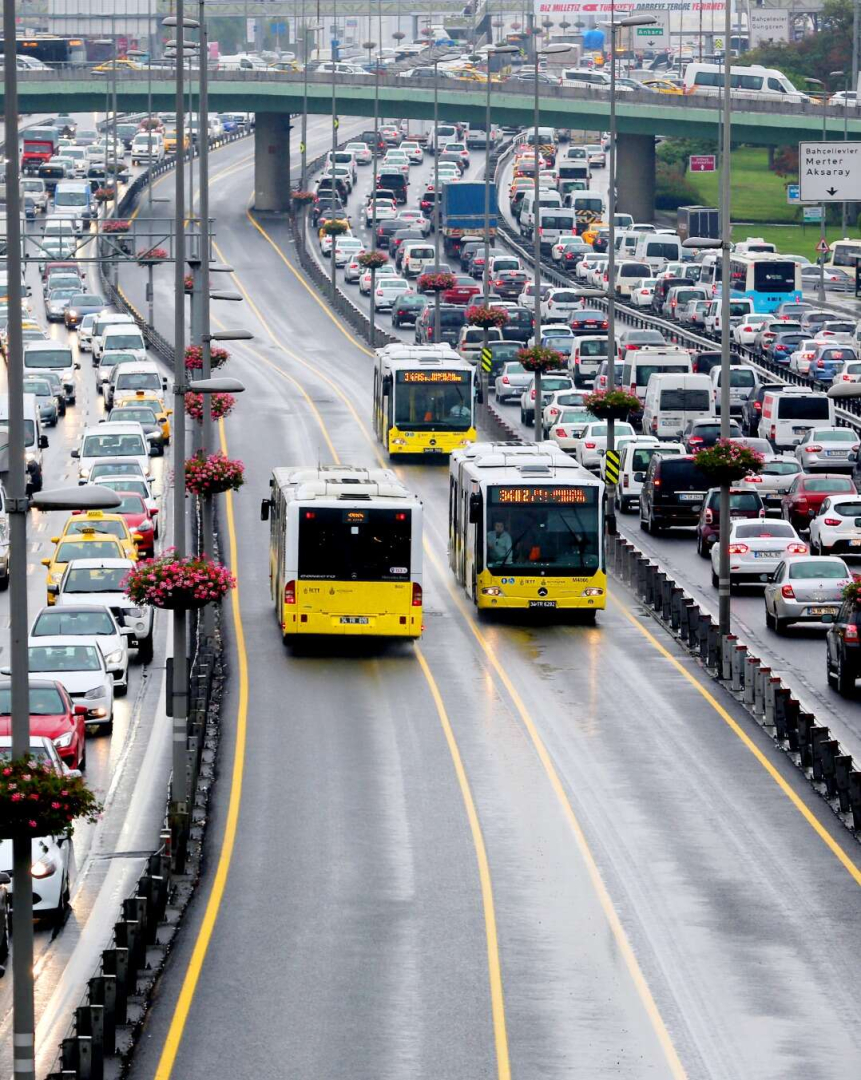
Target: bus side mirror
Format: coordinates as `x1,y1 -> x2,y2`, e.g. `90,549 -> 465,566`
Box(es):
468,493 -> 482,524
382,375 -> 392,394
260,498 -> 271,522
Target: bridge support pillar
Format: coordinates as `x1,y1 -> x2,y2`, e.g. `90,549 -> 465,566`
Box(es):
616,132 -> 656,224
254,112 -> 292,212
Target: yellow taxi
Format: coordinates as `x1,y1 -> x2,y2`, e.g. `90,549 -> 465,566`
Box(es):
41,526 -> 130,604
642,78 -> 684,95
115,389 -> 172,442
56,511 -> 139,560
93,58 -> 143,74
163,129 -> 191,154
581,220 -> 607,247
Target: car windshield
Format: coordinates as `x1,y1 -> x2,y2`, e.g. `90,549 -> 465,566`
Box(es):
82,434 -> 146,457
32,610 -> 114,636
90,463 -> 144,480
485,485 -> 601,575
735,523 -> 795,539
788,561 -> 848,579
298,508 -> 411,582
586,423 -> 635,437
29,645 -> 101,672
113,409 -> 157,424
0,686 -> 66,714
106,335 -> 144,351
777,396 -> 831,420
63,566 -> 129,593
70,295 -> 103,307
559,410 -> 590,423
55,540 -> 121,562
65,519 -> 126,540
24,350 -> 71,369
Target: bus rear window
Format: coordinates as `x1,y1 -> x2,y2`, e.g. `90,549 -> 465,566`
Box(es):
298,508 -> 411,582
753,262 -> 796,292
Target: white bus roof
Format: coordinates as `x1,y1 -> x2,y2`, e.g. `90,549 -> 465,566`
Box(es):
272,464 -> 418,504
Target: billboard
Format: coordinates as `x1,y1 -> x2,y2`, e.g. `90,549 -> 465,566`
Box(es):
48,0 -> 155,38
533,0 -> 731,37
749,8 -> 790,45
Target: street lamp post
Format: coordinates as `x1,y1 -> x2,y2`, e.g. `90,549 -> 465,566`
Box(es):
532,43 -> 571,440
806,75 -> 840,303
432,55 -> 442,342
600,10 -> 656,531
370,49 -> 380,349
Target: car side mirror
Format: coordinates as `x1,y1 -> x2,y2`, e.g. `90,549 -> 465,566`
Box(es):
74,361 -> 81,369
39,434 -> 48,449
260,498 -> 271,522
119,626 -> 134,636
633,472 -> 645,483
73,704 -> 88,715
47,583 -> 59,595
0,871 -> 10,886
71,448 -> 79,457
41,557 -> 51,566
162,377 -> 168,391
64,767 -> 83,779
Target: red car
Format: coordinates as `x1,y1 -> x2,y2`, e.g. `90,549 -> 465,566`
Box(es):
780,473 -> 857,532
112,491 -> 157,556
442,275 -> 481,305
0,678 -> 88,770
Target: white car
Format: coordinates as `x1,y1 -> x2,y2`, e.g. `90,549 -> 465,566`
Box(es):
808,494 -> 861,556
400,141 -> 423,164
77,312 -> 96,352
764,555 -> 853,631
788,339 -> 819,376
599,435 -> 660,483
382,151 -> 410,176
396,209 -> 430,236
795,427 -> 859,471
54,557 -> 154,659
711,519 -> 807,588
360,263 -> 396,295
30,604 -> 129,694
519,374 -> 575,426
541,389 -> 589,434
344,141 -> 372,165
629,279 -> 657,309
364,199 -> 397,226
732,313 -> 772,347
548,408 -> 594,453
830,359 -> 861,385
616,440 -> 685,512
333,237 -> 365,267
571,420 -> 636,470
736,456 -> 802,514
541,288 -> 585,322
374,277 -> 412,310
24,638 -> 114,728
320,227 -> 352,257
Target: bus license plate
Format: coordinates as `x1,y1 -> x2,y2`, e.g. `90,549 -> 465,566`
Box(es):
529,600 -> 557,608
423,447 -> 444,453
340,616 -> 370,624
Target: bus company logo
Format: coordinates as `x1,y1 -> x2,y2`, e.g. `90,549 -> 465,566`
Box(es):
501,578 -> 515,585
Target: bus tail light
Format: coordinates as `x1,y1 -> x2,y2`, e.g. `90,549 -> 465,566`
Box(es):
412,583 -> 423,606
284,581 -> 296,605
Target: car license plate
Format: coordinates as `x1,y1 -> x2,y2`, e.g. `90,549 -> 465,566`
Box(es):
826,450 -> 847,457
849,539 -> 861,547
678,493 -> 702,502
529,600 -> 557,608
808,606 -> 838,616
753,550 -> 780,558
340,616 -> 370,624
792,426 -> 808,434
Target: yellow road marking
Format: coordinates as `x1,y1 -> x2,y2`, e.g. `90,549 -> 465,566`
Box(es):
415,647 -> 511,1080
152,419 -> 249,1080
610,594 -> 861,886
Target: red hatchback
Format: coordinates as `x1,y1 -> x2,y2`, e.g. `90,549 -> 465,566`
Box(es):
112,491 -> 156,556
442,275 -> 481,305
780,473 -> 857,532
0,679 -> 88,770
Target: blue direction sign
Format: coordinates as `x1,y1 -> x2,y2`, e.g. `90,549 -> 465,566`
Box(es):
786,183 -> 800,204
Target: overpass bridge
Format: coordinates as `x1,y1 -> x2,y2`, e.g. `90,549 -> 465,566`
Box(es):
14,68 -> 861,218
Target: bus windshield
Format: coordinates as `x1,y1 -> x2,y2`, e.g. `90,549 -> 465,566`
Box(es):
395,370 -> 472,431
831,243 -> 861,268
486,486 -> 601,575
298,507 -> 412,582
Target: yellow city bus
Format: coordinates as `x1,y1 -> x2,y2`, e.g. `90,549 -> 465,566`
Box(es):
261,465 -> 423,642
448,443 -> 606,615
373,344 -> 477,457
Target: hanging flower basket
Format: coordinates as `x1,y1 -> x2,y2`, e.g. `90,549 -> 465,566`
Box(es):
418,271 -> 457,293
137,246 -> 168,265
693,439 -> 764,485
1,758 -> 101,840
94,187 -> 115,203
123,549 -> 236,610
321,219 -> 349,237
184,274 -> 194,293
517,345 -> 565,374
358,250 -> 388,270
466,304 -> 510,330
184,345 -> 229,371
185,451 -> 245,497
291,189 -> 316,205
102,218 -> 131,234
584,388 -> 642,421
185,391 -> 236,423
392,31 -> 406,41
842,580 -> 861,605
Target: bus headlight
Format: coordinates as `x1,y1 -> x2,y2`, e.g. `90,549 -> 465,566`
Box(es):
583,587 -> 604,596
391,438 -> 407,447
481,586 -> 503,596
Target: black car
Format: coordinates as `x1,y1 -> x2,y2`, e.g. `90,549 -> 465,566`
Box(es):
741,381 -> 784,436
618,327 -> 666,356
359,129 -> 386,155
316,176 -> 348,203
639,455 -> 712,533
414,304 -> 466,346
683,417 -> 742,452
391,293 -> 427,327
377,171 -> 407,204
37,162 -> 67,192
375,219 -> 409,249
459,240 -> 484,271
692,350 -> 745,375
500,306 -> 534,345
312,198 -> 347,226
826,597 -> 861,695
492,271 -> 529,300
570,308 -> 608,335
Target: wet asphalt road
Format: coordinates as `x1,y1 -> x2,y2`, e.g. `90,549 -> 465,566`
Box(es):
111,131 -> 861,1079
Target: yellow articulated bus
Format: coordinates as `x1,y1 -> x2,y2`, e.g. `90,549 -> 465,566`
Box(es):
373,344 -> 477,457
448,443 -> 606,616
261,465 -> 424,642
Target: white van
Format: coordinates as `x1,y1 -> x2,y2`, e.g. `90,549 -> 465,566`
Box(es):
622,347 -> 693,405
536,208 -> 577,251
0,393 -> 48,496
642,373 -> 714,440
519,188 -> 563,238
560,69 -> 611,90
130,132 -> 165,166
102,324 -> 147,364
92,313 -> 136,361
759,387 -> 835,448
23,340 -> 79,403
683,63 -> 810,103
616,439 -> 685,512
105,361 -> 166,409
52,180 -> 92,233
401,241 -> 436,277
73,422 -> 154,483
568,335 -> 607,387
734,236 -> 776,256
635,232 -> 684,271
614,260 -> 651,297
709,364 -> 759,416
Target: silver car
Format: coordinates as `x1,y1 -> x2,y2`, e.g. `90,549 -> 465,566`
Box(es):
736,456 -> 802,514
494,360 -> 531,404
795,427 -> 858,471
45,287 -> 77,321
764,555 -> 853,632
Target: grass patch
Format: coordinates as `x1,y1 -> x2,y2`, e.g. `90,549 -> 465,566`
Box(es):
728,223 -> 855,263
688,147 -> 800,223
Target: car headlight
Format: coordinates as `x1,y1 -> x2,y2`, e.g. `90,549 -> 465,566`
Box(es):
32,857 -> 57,879
67,310 -> 79,319
84,686 -> 105,700
53,730 -> 74,748
25,450 -> 37,463
104,649 -> 124,665
79,468 -> 90,480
